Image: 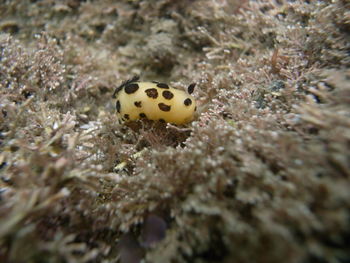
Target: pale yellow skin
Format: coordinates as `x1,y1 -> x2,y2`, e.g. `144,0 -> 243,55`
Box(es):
116,82 -> 196,125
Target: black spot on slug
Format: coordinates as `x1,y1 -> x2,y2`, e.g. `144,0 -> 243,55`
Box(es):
145,88 -> 158,99
156,83 -> 169,89
184,98 -> 192,106
187,83 -> 196,94
162,90 -> 174,100
124,114 -> 129,120
125,83 -> 139,94
139,113 -> 146,118
159,118 -> 165,123
158,103 -> 171,112
134,101 -> 142,108
112,75 -> 140,98
116,100 -> 121,113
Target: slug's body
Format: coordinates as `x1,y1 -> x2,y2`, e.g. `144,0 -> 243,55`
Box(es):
113,77 -> 196,125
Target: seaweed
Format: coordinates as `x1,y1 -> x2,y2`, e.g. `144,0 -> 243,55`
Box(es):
0,0 -> 349,262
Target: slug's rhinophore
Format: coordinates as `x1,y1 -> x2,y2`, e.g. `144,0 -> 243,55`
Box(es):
113,76 -> 196,125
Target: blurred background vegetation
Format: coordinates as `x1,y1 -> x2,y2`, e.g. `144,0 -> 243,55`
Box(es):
0,0 -> 349,262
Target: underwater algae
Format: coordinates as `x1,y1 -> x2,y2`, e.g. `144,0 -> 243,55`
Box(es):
0,0 -> 350,262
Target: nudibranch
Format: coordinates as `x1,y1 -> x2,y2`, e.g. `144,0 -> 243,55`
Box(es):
112,76 -> 196,125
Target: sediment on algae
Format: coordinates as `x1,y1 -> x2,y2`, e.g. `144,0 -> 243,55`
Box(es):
0,0 -> 349,262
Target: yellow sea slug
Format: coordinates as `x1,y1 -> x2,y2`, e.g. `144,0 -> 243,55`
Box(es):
112,76 -> 196,125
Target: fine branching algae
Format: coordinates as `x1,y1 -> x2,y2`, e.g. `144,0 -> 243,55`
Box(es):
0,0 -> 349,262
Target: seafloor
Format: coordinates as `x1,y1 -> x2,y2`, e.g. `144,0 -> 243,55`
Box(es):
0,0 -> 349,262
